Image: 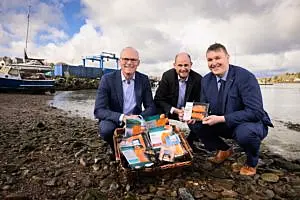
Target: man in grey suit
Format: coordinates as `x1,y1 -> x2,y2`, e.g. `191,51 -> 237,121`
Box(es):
94,47 -> 156,154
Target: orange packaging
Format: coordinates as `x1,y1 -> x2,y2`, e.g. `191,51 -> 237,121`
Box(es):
134,146 -> 149,162
132,125 -> 146,135
192,105 -> 206,113
191,112 -> 205,120
161,131 -> 171,144
156,118 -> 168,127
174,143 -> 185,156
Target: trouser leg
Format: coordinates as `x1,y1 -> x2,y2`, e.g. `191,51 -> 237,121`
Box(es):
99,120 -> 118,154
193,122 -> 232,151
187,123 -> 199,146
233,122 -> 268,167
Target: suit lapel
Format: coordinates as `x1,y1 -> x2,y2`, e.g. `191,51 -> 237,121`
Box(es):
116,70 -> 123,109
173,69 -> 179,104
205,74 -> 218,114
223,66 -> 234,113
134,72 -> 142,105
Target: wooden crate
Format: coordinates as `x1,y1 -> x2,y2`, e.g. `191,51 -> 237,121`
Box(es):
113,128 -> 193,181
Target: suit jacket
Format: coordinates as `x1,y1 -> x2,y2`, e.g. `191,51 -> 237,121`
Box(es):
154,68 -> 202,120
201,65 -> 273,128
94,70 -> 156,124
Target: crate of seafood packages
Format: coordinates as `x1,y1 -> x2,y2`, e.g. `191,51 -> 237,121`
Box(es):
113,114 -> 193,176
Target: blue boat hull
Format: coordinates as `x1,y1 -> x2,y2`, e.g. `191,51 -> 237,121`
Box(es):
0,77 -> 55,93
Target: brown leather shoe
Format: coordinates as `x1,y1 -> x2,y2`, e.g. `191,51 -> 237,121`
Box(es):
208,148 -> 233,164
239,166 -> 256,176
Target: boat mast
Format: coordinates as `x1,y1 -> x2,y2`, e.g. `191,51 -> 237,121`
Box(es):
25,4 -> 31,52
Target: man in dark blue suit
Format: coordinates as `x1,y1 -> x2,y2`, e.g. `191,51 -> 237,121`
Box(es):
192,43 -> 273,176
94,47 -> 156,154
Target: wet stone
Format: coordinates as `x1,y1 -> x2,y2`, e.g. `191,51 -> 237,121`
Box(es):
264,189 -> 275,199
261,173 -> 280,183
109,182 -> 119,191
58,189 -> 66,195
54,169 -> 63,177
213,179 -> 234,190
2,185 -> 11,190
156,190 -> 165,197
209,168 -> 230,179
4,193 -> 31,200
75,189 -> 107,200
82,177 -> 92,187
203,191 -> 219,199
221,190 -> 238,198
149,185 -> 156,193
140,195 -> 153,200
264,168 -> 285,176
170,190 -> 177,197
231,162 -> 243,173
68,181 -> 76,188
178,188 -> 194,200
44,178 -> 57,186
193,190 -> 204,199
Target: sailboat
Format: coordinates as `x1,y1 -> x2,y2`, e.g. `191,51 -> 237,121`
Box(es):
0,5 -> 55,93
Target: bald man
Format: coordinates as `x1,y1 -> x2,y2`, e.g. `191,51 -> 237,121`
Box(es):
94,47 -> 156,155
154,52 -> 202,150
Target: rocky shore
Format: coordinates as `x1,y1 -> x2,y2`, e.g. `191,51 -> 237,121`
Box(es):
55,77 -> 99,90
1,94 -> 300,200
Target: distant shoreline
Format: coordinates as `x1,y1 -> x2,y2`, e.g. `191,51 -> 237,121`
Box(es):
259,82 -> 300,85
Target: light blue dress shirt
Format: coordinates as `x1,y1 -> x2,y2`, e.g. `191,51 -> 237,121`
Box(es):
122,73 -> 136,115
216,69 -> 229,90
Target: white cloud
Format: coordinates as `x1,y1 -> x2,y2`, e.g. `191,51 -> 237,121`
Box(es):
1,0 -> 300,77
39,27 -> 69,42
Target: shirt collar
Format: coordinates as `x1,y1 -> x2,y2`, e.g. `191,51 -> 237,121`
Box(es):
178,75 -> 188,82
121,72 -> 135,82
216,69 -> 228,82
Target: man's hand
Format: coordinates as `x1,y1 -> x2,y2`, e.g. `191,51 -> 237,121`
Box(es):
174,108 -> 184,121
202,115 -> 225,126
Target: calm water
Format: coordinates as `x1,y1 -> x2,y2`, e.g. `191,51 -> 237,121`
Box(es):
51,83 -> 300,160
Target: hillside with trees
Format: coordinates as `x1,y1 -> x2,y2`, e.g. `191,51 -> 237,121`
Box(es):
257,72 -> 300,84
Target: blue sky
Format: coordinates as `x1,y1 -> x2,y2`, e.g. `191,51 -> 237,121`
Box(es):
33,0 -> 86,45
0,0 -> 300,77
58,0 -> 85,39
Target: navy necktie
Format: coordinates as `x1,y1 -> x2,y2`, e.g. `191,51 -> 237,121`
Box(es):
216,79 -> 225,115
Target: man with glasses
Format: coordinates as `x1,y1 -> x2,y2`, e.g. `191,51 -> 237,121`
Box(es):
94,47 -> 156,156
154,52 -> 202,151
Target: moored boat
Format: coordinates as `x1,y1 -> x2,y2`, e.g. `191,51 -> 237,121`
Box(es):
0,62 -> 55,94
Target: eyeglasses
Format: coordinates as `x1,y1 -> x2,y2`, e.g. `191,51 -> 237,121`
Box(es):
121,58 -> 139,62
176,64 -> 190,67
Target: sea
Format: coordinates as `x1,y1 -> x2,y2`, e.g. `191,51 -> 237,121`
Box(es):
51,83 -> 300,160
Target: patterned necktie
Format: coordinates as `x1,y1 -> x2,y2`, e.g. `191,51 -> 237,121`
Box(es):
216,79 -> 225,115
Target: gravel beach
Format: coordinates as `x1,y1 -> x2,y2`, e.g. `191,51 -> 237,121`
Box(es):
1,93 -> 300,200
